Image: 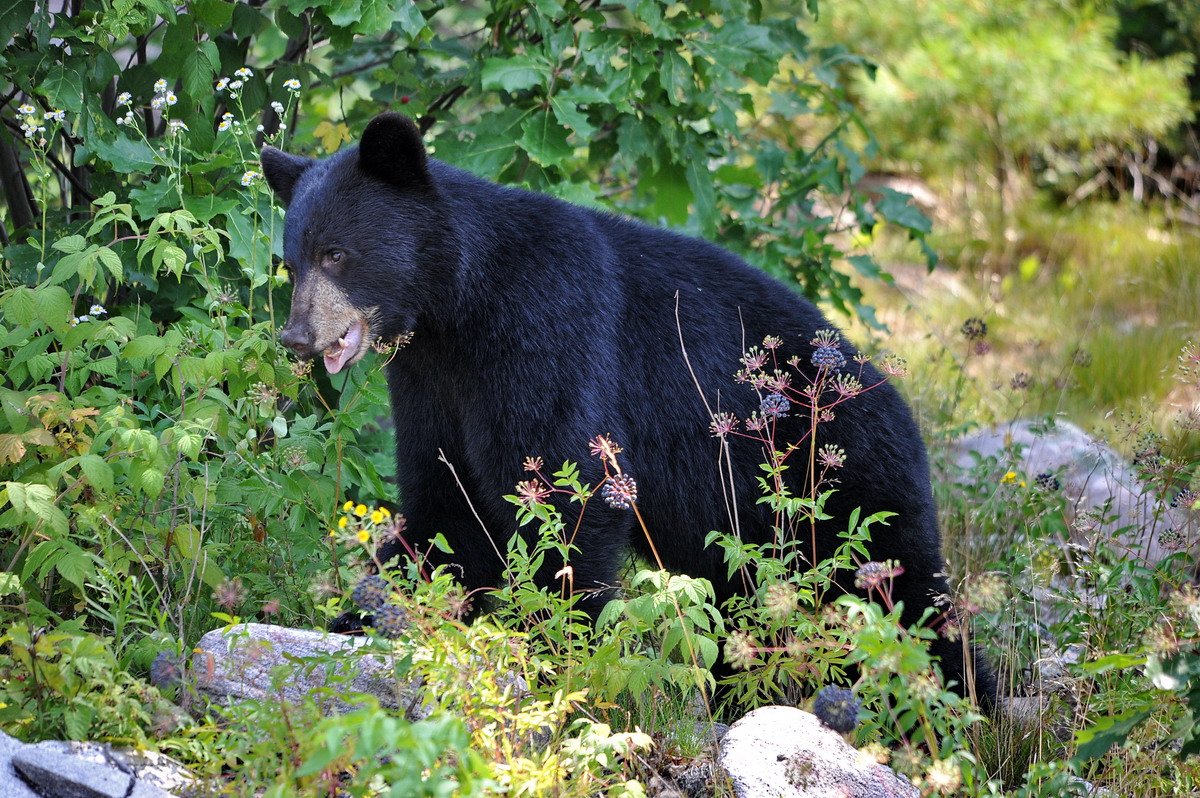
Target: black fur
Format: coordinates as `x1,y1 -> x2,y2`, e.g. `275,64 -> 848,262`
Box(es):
263,113 -> 996,707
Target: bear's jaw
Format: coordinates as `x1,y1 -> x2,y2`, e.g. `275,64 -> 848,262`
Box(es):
323,318 -> 367,374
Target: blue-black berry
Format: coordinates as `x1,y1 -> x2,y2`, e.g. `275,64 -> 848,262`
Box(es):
1035,472 -> 1060,491
353,574 -> 390,612
813,685 -> 860,733
601,473 -> 638,510
372,603 -> 408,639
149,651 -> 183,689
760,393 -> 791,418
811,346 -> 845,369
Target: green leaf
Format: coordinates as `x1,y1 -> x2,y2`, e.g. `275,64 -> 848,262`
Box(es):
518,110 -> 573,167
5,481 -> 68,535
1072,708 -> 1152,762
3,286 -> 36,327
96,247 -> 122,281
34,285 -> 71,331
122,335 -> 168,360
181,42 -> 219,100
0,572 -> 20,597
41,61 -> 84,113
873,187 -> 932,235
391,0 -> 426,37
52,235 -> 87,254
684,144 -> 716,235
91,136 -> 162,173
78,454 -> 114,495
481,55 -> 551,93
192,0 -> 234,31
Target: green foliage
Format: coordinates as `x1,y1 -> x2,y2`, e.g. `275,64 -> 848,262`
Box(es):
817,0 -> 1193,224
0,620 -> 183,744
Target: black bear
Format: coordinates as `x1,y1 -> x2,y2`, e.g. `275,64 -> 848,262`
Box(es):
261,113 -> 995,707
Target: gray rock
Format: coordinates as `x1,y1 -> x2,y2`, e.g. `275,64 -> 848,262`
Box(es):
11,746 -> 133,798
948,418 -> 1197,566
25,741 -> 192,796
192,622 -> 426,718
718,706 -> 918,798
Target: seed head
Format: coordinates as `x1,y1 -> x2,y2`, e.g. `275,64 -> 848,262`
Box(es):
214,577 -> 246,609
516,479 -> 551,507
812,685 -> 860,733
352,574 -> 390,612
601,473 -> 638,510
879,354 -> 908,377
1010,372 -> 1031,390
925,758 -> 962,794
724,630 -> 758,671
763,582 -> 799,621
817,444 -> 846,469
710,412 -> 739,437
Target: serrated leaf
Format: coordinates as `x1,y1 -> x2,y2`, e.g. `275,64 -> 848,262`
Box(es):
0,434 -> 26,465
481,55 -> 551,93
181,43 -> 219,100
34,285 -> 71,331
96,247 -> 122,281
3,286 -> 36,327
122,335 -> 168,360
52,235 -> 87,254
518,110 -> 573,166
78,454 -> 113,495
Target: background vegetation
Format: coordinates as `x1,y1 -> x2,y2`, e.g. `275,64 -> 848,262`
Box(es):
0,0 -> 1198,795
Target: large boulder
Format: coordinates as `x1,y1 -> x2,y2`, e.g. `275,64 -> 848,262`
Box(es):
947,418 -> 1197,567
191,622 -> 427,718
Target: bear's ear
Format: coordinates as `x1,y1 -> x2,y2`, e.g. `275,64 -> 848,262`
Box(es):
261,146 -> 314,206
358,112 -> 429,188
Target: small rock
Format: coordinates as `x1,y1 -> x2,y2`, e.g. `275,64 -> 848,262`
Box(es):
0,731 -> 39,798
717,706 -> 917,798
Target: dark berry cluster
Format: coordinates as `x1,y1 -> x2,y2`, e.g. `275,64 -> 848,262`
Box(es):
1010,372 -> 1031,390
759,393 -> 791,418
960,318 -> 988,340
601,473 -> 638,510
352,574 -> 390,612
813,685 -> 860,732
372,603 -> 408,639
1035,472 -> 1060,491
853,560 -> 903,590
811,346 -> 845,369
149,651 -> 183,689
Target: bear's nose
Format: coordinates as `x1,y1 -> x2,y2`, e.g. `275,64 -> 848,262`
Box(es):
280,324 -> 313,355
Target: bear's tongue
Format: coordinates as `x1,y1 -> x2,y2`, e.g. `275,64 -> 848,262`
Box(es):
323,320 -> 364,374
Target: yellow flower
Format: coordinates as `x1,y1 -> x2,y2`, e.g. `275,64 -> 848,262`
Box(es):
1001,471 -> 1018,484
379,507 -> 391,519
354,504 -> 368,516
356,529 -> 370,543
343,500 -> 354,511
329,529 -> 337,537
370,510 -> 384,524
338,517 -> 348,529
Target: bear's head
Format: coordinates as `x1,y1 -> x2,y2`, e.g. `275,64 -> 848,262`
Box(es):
261,113 -> 442,374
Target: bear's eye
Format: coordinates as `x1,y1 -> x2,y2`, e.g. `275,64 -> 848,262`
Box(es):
325,249 -> 345,266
